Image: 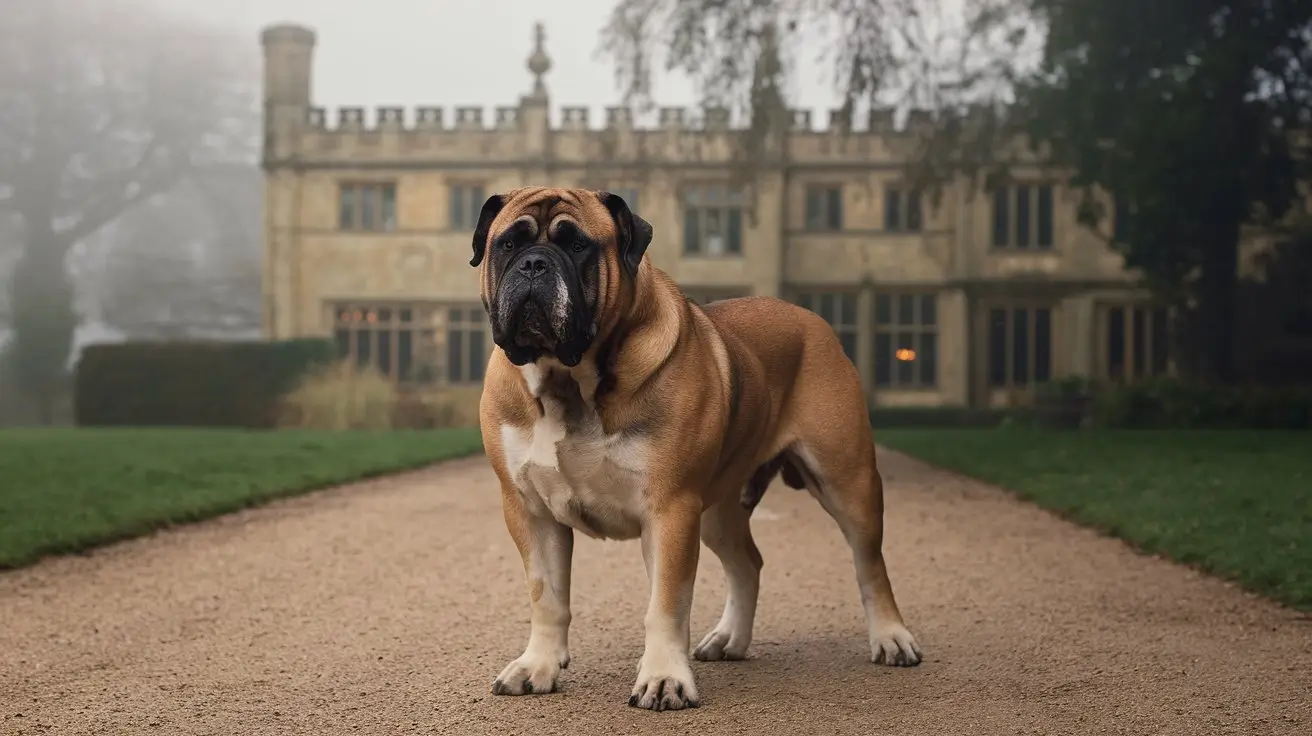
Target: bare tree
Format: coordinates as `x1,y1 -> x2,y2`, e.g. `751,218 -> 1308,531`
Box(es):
601,0 -> 1037,125
598,0 -> 1041,192
0,0 -> 257,421
94,165 -> 261,340
0,215 -> 17,323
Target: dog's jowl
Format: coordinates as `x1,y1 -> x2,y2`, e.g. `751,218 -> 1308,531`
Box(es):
471,187 -> 922,711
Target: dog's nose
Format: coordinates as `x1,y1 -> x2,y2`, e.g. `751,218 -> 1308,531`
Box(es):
515,252 -> 551,280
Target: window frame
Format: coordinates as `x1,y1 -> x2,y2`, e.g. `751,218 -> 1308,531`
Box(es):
337,181 -> 398,232
990,182 -> 1055,250
448,183 -> 487,231
682,184 -> 749,258
985,302 -> 1055,389
329,302 -> 490,386
331,302 -> 434,385
804,184 -> 844,231
443,307 -> 491,385
873,292 -> 938,389
1096,301 -> 1171,383
883,185 -> 924,233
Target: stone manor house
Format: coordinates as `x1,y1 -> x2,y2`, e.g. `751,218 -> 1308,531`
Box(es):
260,22 -> 1171,416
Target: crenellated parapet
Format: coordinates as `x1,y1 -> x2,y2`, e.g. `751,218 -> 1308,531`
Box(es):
297,104 -> 940,135
454,107 -> 483,130
264,21 -> 957,167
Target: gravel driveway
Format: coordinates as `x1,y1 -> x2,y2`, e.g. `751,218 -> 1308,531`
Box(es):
2,449 -> 1309,735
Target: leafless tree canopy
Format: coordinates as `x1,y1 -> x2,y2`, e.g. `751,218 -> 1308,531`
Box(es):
88,164 -> 262,340
600,0 -> 1041,126
0,0 -> 257,256
0,0 -> 261,419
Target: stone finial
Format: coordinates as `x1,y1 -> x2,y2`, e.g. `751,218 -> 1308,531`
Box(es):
526,22 -> 552,102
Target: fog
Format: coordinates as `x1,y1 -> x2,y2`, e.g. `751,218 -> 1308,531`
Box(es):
0,0 -> 886,383
0,0 -> 748,424
177,0 -> 844,110
128,0 -> 850,112
0,0 -> 1039,425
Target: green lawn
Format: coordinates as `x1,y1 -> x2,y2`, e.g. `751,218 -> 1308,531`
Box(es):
0,428 -> 485,569
877,429 -> 1312,611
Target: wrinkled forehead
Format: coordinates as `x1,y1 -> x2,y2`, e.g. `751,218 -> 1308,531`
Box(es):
489,187 -> 617,244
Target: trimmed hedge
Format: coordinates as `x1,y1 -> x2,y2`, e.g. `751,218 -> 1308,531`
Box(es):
870,377 -> 1312,431
1093,377 -> 1312,429
75,339 -> 336,428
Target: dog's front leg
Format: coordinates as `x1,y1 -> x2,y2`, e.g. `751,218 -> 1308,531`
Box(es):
630,496 -> 701,711
492,486 -> 574,696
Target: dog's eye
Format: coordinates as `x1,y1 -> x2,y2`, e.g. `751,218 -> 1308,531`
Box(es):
571,240 -> 587,253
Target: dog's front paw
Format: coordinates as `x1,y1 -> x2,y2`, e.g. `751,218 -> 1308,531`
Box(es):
628,652 -> 699,711
491,650 -> 569,696
871,624 -> 922,667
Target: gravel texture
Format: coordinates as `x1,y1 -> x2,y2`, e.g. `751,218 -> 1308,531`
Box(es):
2,449 -> 1309,735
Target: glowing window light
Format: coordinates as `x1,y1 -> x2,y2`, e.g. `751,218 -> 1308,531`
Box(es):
895,348 -> 917,361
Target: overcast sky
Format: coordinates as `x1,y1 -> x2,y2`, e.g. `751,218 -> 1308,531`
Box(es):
175,0 -> 842,116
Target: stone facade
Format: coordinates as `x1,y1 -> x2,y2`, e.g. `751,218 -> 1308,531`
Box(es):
260,22 -> 1170,418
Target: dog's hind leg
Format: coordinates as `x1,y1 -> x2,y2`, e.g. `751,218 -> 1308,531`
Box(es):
694,497 -> 763,661
788,442 -> 922,667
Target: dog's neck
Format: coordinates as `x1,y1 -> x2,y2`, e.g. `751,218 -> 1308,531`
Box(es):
519,260 -> 684,425
592,261 -> 683,396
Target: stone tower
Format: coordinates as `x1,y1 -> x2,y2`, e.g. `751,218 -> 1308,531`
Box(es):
259,23 -> 315,337
260,24 -> 316,162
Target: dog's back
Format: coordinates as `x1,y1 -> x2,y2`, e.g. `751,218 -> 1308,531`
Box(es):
700,295 -> 857,380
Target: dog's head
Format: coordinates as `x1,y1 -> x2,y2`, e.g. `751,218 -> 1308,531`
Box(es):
469,187 -> 653,367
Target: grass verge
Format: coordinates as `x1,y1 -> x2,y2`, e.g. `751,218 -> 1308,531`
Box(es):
0,428 -> 484,569
876,429 -> 1312,611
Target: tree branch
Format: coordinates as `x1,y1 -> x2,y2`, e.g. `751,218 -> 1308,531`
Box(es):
52,138 -> 187,251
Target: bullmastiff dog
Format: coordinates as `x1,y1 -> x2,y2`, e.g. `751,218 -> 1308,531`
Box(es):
471,186 -> 921,711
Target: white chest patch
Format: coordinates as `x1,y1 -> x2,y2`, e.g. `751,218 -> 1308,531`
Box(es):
500,364 -> 649,540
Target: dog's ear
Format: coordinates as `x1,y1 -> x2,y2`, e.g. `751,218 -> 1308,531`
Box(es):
469,193 -> 507,268
598,191 -> 654,279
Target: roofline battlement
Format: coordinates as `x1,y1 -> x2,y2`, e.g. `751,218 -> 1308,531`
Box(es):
307,106 -> 526,132
261,21 -> 979,166
298,104 -> 944,136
